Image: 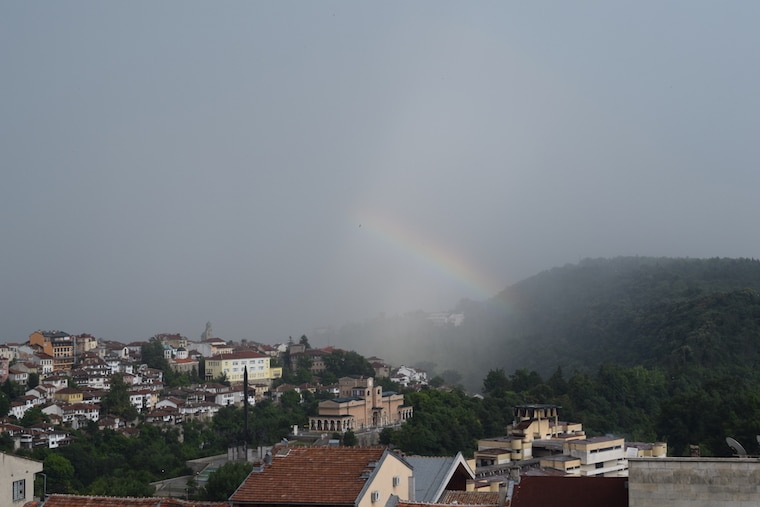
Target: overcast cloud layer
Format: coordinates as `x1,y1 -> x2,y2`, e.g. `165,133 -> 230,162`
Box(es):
2,2 -> 759,345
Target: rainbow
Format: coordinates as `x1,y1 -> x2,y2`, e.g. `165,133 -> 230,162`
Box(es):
356,211 -> 503,300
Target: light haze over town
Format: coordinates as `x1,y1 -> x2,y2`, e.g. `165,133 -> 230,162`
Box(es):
2,2 -> 759,345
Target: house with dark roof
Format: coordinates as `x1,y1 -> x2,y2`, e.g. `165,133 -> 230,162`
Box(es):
229,446 -> 413,507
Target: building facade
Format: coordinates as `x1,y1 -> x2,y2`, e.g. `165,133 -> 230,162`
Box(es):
204,350 -> 282,385
0,452 -> 43,505
29,331 -> 74,372
308,377 -> 413,432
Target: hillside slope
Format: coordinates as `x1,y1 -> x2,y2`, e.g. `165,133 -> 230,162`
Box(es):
327,257 -> 760,391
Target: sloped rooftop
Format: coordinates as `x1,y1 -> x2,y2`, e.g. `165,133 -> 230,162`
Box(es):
229,446 -> 388,505
39,494 -> 228,507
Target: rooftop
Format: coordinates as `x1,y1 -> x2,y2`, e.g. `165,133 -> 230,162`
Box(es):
40,494 -> 228,507
229,446 -> 392,504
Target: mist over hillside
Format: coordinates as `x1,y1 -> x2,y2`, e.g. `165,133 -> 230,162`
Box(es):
319,257 -> 760,391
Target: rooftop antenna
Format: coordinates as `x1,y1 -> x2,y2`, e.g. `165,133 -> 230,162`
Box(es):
725,436 -> 748,456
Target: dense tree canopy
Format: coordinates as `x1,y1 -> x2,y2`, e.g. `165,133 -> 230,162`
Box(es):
203,462 -> 254,500
100,374 -> 138,420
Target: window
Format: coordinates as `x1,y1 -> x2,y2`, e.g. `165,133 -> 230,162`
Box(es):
13,479 -> 25,501
393,476 -> 401,487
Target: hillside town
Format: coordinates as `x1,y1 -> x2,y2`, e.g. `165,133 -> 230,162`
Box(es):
0,327 -> 430,445
1,327 -> 754,506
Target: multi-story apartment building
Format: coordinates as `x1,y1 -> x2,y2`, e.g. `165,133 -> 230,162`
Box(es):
204,350 -> 282,385
475,404 -> 666,477
29,330 -> 74,372
308,376 -> 413,432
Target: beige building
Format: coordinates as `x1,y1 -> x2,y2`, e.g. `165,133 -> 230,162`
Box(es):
29,331 -> 74,372
0,451 -> 43,505
308,377 -> 413,432
53,387 -> 84,404
204,350 -> 282,385
475,404 -> 666,477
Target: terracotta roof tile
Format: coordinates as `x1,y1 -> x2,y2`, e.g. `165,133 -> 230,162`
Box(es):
42,494 -> 228,507
230,446 -> 388,504
438,491 -> 500,505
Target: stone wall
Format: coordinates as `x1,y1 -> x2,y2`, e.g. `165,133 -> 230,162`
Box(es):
629,457 -> 760,507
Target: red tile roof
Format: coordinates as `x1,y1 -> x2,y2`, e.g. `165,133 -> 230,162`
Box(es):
230,446 -> 389,505
438,491 -> 500,505
41,494 -> 228,507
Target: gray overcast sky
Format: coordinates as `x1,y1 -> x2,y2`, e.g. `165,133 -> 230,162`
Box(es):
2,2 -> 759,345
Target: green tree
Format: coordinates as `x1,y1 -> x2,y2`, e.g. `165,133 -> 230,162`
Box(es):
279,389 -> 302,410
20,406 -> 49,427
379,427 -> 395,445
482,369 -> 510,396
0,432 -> 13,452
0,392 -> 9,417
202,461 -> 254,500
44,453 -> 75,493
323,350 -> 374,378
101,374 -> 138,420
27,372 -> 40,389
88,474 -> 155,497
2,378 -> 21,399
141,339 -> 169,370
342,430 -> 357,446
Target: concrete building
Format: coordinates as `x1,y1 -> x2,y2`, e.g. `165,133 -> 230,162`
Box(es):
29,330 -> 74,372
475,404 -> 666,477
0,451 -> 43,505
204,350 -> 282,385
628,457 -> 760,506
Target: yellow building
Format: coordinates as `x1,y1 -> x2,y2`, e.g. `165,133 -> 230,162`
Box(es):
308,377 -> 413,432
29,331 -> 74,372
204,350 -> 282,385
53,387 -> 84,404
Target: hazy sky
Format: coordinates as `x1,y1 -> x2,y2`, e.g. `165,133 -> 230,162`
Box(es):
2,2 -> 759,345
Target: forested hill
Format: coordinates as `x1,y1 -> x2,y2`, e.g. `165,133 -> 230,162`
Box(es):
484,256 -> 760,377
329,257 -> 760,390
